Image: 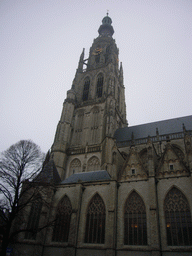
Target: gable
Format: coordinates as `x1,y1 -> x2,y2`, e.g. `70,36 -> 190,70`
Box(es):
118,147 -> 148,181
157,143 -> 189,177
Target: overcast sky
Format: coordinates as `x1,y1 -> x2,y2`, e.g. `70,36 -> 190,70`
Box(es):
1,0 -> 192,153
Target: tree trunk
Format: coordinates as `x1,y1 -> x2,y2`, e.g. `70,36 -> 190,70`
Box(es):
2,234 -> 9,256
1,223 -> 11,256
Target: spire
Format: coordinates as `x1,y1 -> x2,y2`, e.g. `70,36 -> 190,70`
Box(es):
34,160 -> 61,184
77,48 -> 85,72
119,62 -> 124,85
98,14 -> 114,37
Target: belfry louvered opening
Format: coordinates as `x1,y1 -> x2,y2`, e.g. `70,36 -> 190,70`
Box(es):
82,78 -> 90,101
96,74 -> 103,98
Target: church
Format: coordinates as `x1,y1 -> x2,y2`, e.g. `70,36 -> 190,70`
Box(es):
16,15 -> 192,256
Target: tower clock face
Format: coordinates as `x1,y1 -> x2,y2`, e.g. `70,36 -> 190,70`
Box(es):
92,47 -> 102,55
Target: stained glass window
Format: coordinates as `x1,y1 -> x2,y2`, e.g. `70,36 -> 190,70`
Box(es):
124,191 -> 147,245
85,193 -> 105,244
52,195 -> 72,242
25,196 -> 42,240
164,187 -> 192,246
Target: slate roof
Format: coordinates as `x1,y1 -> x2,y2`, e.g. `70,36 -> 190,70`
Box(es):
61,170 -> 111,184
34,160 -> 61,184
114,115 -> 192,143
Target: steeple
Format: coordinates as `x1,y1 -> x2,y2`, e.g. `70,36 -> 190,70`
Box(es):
98,13 -> 114,37
51,15 -> 127,179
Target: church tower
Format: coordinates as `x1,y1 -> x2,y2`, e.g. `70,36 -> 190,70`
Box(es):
51,14 -> 127,180
16,14 -> 192,256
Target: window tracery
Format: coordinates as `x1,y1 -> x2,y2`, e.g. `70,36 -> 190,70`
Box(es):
124,191 -> 147,245
72,110 -> 84,145
84,193 -> 105,244
52,195 -> 72,243
90,107 -> 100,144
82,78 -> 90,101
164,187 -> 192,246
25,195 -> 42,240
69,158 -> 81,175
87,156 -> 100,172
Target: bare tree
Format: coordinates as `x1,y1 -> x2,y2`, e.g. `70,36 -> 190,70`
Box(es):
0,140 -> 46,256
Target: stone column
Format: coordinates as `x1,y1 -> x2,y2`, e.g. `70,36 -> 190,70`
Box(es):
147,140 -> 161,255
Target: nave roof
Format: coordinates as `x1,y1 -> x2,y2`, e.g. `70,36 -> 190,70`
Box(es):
114,115 -> 192,145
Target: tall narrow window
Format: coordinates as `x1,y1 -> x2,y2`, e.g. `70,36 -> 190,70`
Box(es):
82,78 -> 90,101
164,187 -> 192,246
25,196 -> 42,240
52,195 -> 72,242
124,191 -> 147,245
90,107 -> 100,145
72,110 -> 84,145
96,74 -> 103,98
85,193 -> 105,244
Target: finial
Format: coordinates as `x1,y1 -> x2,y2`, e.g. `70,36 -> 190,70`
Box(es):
107,10 -> 109,16
183,123 -> 186,132
120,62 -> 123,71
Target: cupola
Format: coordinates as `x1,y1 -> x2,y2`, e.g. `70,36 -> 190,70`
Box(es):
98,13 -> 114,37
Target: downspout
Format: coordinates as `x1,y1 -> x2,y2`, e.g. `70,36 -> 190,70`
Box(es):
155,178 -> 162,256
115,181 -> 120,256
75,183 -> 85,256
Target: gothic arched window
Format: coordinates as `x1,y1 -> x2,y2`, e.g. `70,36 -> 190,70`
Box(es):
96,74 -> 104,98
82,78 -> 90,101
124,191 -> 147,245
84,193 -> 105,244
25,195 -> 42,240
52,195 -> 72,242
164,187 -> 192,246
69,158 -> 81,175
72,110 -> 84,145
90,107 -> 100,145
87,156 -> 100,172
